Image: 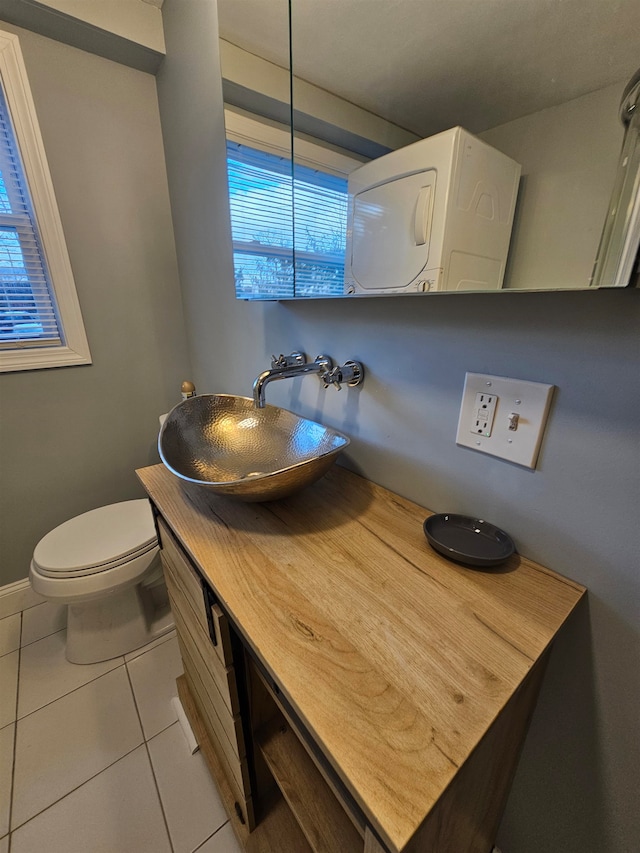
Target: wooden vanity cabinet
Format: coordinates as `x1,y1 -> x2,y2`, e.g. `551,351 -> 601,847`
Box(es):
140,465 -> 586,853
156,510 -> 371,852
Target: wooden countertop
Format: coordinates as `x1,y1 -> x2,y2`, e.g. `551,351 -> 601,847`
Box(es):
137,464 -> 585,853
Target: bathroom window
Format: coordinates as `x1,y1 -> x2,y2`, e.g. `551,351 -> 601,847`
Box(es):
0,29 -> 90,372
225,107 -> 365,299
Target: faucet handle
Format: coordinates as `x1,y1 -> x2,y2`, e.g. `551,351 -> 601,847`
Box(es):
271,351 -> 306,369
322,360 -> 364,391
322,368 -> 341,390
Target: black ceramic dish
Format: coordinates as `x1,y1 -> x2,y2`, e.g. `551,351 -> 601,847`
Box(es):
423,513 -> 515,568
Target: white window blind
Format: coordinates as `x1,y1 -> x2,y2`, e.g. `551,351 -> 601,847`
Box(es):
0,81 -> 61,348
227,140 -> 348,299
0,29 -> 90,372
293,163 -> 347,297
227,140 -> 294,299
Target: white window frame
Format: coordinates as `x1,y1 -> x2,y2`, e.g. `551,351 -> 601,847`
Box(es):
0,29 -> 91,372
224,105 -> 366,176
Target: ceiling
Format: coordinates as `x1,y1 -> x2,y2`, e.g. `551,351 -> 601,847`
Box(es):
217,0 -> 640,137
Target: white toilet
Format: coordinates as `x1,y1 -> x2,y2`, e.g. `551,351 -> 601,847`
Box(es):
29,499 -> 173,664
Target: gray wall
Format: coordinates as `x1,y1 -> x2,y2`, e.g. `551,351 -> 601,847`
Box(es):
0,22 -> 191,585
481,83 -> 623,291
157,2 -> 639,852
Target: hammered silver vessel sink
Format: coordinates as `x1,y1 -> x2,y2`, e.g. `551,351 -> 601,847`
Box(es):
158,394 -> 350,502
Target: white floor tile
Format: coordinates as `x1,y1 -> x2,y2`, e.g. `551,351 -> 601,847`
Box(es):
124,627 -> 176,662
0,834 -> 7,853
195,822 -> 242,853
0,724 -> 14,838
0,582 -> 44,621
18,630 -> 122,719
148,722 -> 227,853
0,613 -> 20,657
20,601 -> 66,647
12,666 -> 143,829
10,746 -> 172,853
127,635 -> 183,739
0,651 -> 18,729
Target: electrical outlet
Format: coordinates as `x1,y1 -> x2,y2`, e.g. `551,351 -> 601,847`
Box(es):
471,391 -> 498,436
456,373 -> 554,468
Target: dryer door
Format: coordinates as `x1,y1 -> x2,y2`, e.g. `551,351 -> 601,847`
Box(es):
350,170 -> 436,291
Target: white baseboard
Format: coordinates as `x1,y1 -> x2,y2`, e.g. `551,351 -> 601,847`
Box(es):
0,578 -> 45,619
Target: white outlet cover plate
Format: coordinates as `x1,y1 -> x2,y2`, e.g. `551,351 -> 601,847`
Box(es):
456,373 -> 554,469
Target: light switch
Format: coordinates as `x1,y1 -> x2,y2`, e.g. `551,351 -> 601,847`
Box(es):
456,373 -> 554,468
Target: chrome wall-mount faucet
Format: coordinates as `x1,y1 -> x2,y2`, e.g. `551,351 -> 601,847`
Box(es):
253,351 -> 364,408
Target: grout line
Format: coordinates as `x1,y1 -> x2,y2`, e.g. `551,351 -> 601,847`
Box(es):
10,611 -> 144,838
9,613 -> 179,848
124,664 -> 175,853
123,630 -> 176,664
123,663 -> 146,744
0,612 -> 21,659
6,612 -> 22,853
0,598 -> 46,622
20,599 -> 46,613
8,742 -> 145,834
191,820 -> 231,852
142,739 -> 175,853
16,628 -> 176,724
144,718 -> 180,745
19,625 -> 66,646
19,624 -> 66,651
15,655 -> 125,724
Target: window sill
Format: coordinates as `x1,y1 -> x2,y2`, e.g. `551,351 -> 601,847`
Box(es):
0,344 -> 92,373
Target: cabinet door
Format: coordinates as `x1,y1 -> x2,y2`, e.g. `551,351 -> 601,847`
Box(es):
157,517 -> 232,667
157,516 -> 254,827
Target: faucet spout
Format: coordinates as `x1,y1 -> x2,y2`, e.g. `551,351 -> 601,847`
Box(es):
253,355 -> 332,408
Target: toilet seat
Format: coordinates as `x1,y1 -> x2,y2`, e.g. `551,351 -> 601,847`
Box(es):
33,540 -> 158,578
29,493 -> 173,664
32,500 -> 157,579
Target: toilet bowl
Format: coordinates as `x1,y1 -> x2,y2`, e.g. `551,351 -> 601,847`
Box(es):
29,499 -> 173,664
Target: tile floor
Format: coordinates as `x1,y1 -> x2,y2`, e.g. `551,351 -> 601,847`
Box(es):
1,601 -> 243,853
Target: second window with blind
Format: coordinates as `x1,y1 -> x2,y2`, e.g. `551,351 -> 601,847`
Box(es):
224,106 -> 365,300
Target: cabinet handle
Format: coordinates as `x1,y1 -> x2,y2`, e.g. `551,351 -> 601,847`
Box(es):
201,584 -> 218,647
234,801 -> 245,825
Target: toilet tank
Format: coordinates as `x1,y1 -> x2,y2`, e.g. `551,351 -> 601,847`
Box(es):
343,127 -> 521,294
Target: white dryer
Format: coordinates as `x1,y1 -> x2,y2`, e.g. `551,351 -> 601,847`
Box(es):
344,126 -> 521,294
